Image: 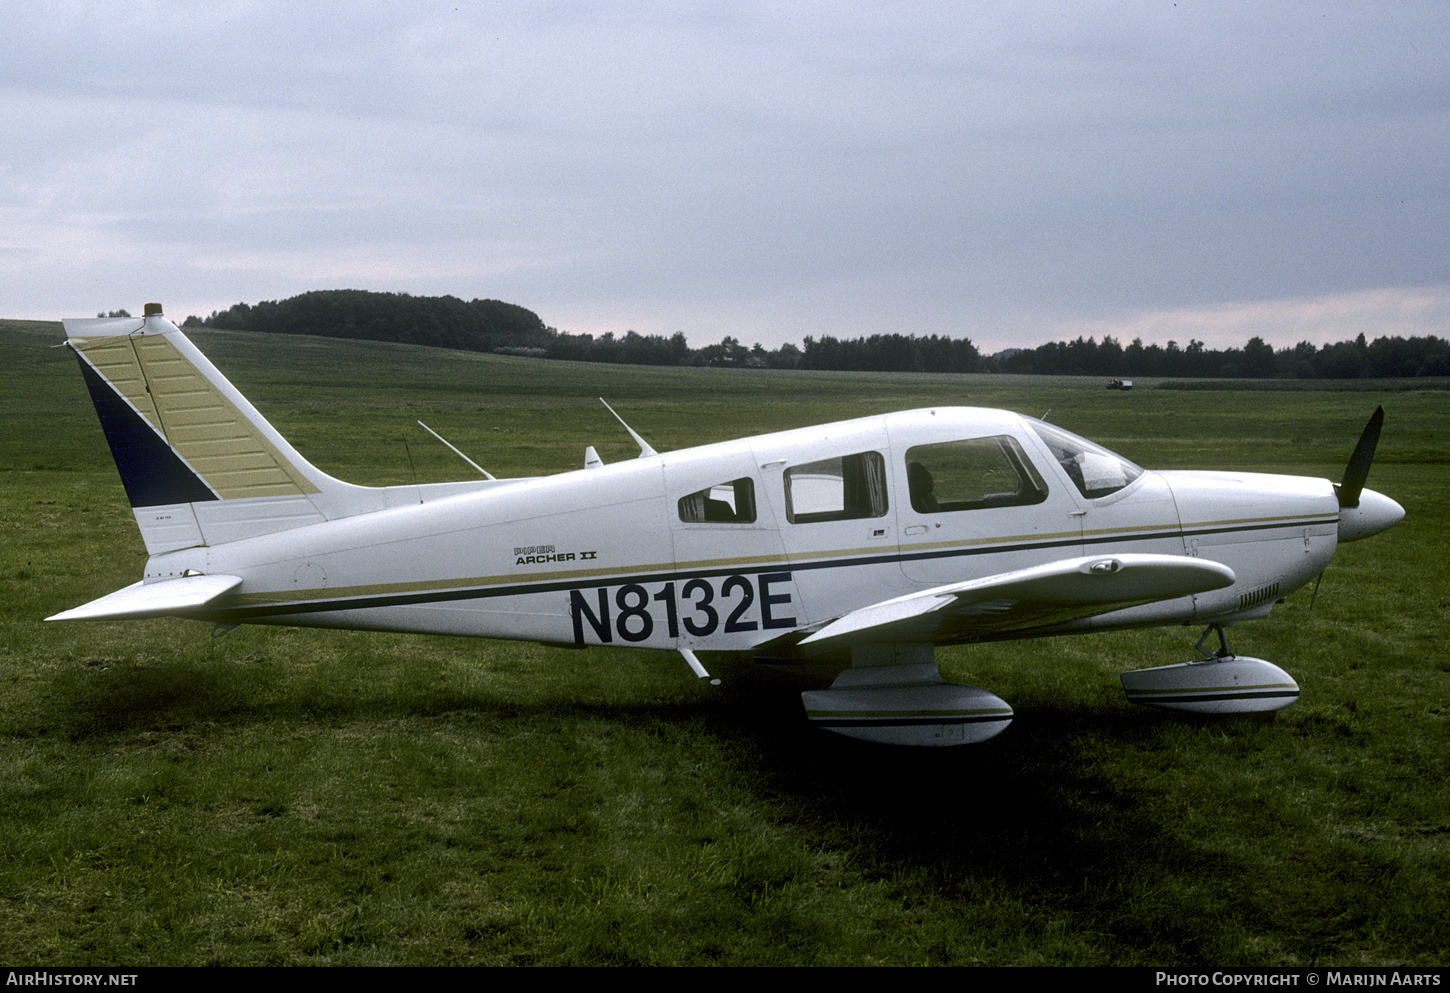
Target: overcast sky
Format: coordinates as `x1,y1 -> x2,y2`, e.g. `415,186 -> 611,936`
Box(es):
4,1 -> 1447,354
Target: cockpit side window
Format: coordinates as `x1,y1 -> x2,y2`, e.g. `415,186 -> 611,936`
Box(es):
678,478 -> 757,523
1027,420 -> 1143,499
785,451 -> 888,524
904,436 -> 1048,513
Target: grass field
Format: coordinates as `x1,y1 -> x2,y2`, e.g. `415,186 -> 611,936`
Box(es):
2,320 -> 1446,966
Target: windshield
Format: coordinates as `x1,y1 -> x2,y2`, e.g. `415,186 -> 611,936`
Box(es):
1027,420 -> 1144,499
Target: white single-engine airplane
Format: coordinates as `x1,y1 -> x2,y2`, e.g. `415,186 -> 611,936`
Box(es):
50,305 -> 1405,745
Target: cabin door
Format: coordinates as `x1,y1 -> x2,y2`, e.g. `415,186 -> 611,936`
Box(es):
890,425 -> 1085,588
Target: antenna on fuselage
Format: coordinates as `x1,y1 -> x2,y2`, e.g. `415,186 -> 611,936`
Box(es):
599,399 -> 657,458
401,434 -> 422,504
417,421 -> 496,479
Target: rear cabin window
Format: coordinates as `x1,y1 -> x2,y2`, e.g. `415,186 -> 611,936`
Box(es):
904,436 -> 1048,513
678,478 -> 757,523
785,452 -> 889,523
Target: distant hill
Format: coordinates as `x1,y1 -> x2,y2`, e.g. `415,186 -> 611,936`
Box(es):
187,289 -> 555,354
0,319 -> 62,336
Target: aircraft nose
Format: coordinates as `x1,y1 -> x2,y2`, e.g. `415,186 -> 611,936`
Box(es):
1338,487 -> 1405,542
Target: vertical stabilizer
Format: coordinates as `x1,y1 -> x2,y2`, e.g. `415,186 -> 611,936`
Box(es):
65,305 -> 382,553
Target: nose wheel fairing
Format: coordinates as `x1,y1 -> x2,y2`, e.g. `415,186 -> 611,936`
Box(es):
1120,623 -> 1300,714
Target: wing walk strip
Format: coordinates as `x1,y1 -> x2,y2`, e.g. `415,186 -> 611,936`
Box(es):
214,514 -> 1337,620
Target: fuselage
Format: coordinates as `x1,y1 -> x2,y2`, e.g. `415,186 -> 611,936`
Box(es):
144,407 -> 1350,655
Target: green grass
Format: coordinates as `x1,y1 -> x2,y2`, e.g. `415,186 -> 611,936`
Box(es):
1,320 -> 1447,965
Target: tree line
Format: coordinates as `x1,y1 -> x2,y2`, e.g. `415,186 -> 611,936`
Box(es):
184,290 -> 1450,378
993,333 -> 1450,379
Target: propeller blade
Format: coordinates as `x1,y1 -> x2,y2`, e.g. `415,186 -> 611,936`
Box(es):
1338,406 -> 1384,509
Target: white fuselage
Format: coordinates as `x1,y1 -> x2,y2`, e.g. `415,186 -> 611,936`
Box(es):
142,407 -> 1343,655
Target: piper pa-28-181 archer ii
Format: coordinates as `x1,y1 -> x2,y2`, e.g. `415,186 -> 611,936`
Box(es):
50,305 -> 1406,746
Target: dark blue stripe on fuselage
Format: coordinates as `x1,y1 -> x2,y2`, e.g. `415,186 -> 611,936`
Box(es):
75,350 -> 217,509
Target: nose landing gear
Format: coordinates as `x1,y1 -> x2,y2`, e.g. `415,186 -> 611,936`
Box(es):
1120,623 -> 1300,714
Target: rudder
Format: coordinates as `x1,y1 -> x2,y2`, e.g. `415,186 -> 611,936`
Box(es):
66,304 -> 377,553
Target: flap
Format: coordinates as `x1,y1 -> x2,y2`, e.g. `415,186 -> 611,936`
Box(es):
797,554 -> 1235,652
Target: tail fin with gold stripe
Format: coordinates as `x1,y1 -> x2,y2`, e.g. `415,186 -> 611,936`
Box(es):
65,304 -> 383,554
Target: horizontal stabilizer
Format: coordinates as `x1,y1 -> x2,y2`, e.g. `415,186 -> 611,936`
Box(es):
48,574 -> 242,622
798,553 -> 1236,651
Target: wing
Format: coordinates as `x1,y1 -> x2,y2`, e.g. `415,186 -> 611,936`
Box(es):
47,574 -> 243,622
796,553 -> 1234,652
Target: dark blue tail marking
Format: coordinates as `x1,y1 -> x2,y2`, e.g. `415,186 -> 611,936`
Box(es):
75,352 -> 217,508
